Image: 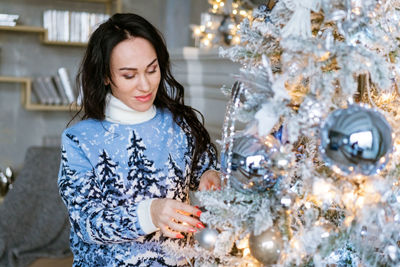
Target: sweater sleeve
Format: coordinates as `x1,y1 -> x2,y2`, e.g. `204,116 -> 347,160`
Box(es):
58,131 -> 152,245
189,143 -> 219,191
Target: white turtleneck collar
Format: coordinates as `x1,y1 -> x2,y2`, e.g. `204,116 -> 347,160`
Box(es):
104,93 -> 156,124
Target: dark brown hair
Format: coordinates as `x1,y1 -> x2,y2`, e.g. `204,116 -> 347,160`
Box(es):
73,13 -> 216,176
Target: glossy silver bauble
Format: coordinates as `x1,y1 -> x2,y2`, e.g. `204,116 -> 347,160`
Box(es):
320,105 -> 392,175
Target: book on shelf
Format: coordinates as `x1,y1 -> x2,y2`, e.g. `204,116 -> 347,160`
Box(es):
0,21 -> 17,27
43,10 -> 109,42
43,76 -> 62,105
38,76 -> 59,104
57,67 -> 75,103
53,76 -> 71,105
32,78 -> 50,104
0,13 -> 19,27
32,74 -> 74,106
0,14 -> 19,21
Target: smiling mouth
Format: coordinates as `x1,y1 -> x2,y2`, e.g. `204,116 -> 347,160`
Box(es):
135,93 -> 152,102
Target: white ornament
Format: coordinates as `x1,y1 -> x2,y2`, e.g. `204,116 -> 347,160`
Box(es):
255,103 -> 279,137
281,0 -> 321,38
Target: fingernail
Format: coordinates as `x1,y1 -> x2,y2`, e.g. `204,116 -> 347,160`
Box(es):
176,233 -> 184,239
197,222 -> 205,229
194,206 -> 199,209
196,211 -> 202,217
188,228 -> 197,233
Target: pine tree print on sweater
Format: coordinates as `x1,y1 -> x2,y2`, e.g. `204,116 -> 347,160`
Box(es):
58,108 -> 217,266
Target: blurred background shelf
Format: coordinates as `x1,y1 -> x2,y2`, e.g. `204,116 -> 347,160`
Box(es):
0,25 -> 45,33
0,76 -> 80,111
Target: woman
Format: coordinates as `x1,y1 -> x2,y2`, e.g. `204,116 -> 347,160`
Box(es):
58,13 -> 220,266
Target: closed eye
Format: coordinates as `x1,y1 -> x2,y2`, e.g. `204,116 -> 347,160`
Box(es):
148,66 -> 158,74
123,75 -> 135,79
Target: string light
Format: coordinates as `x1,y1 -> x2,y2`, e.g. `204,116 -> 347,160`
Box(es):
191,0 -> 251,48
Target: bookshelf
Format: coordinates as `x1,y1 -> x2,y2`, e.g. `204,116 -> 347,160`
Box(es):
0,0 -> 121,111
0,76 -> 80,111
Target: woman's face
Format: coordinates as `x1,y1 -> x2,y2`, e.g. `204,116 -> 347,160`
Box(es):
108,37 -> 161,112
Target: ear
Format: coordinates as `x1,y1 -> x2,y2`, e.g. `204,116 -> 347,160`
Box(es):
104,77 -> 110,85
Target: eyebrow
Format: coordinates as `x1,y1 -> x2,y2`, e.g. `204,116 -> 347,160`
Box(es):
118,58 -> 158,71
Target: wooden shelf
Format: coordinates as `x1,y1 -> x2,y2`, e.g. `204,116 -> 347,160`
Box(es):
0,25 -> 88,47
41,38 -> 87,47
0,76 -> 31,83
0,76 -> 31,107
0,25 -> 45,33
0,76 -> 80,111
25,103 -> 80,111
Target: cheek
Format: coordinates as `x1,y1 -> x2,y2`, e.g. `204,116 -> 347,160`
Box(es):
110,80 -> 133,96
151,74 -> 161,89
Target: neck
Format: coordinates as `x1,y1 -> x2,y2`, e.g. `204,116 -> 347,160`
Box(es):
104,93 -> 156,124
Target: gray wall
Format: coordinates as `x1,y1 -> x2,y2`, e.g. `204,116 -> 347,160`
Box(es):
0,0 -> 209,170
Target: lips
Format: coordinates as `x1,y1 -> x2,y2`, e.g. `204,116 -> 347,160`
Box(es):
135,93 -> 152,102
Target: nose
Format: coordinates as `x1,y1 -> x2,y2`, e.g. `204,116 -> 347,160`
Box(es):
138,74 -> 151,92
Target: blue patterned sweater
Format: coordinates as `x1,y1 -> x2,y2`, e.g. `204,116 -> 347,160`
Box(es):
58,108 -> 217,266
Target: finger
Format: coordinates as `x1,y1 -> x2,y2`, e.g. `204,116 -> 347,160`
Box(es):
167,220 -> 198,234
174,213 -> 205,229
159,223 -> 185,239
211,175 -> 221,189
198,180 -> 211,191
198,180 -> 208,191
173,201 -> 202,218
201,180 -> 219,191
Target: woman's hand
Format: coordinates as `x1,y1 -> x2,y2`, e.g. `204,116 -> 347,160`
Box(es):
199,170 -> 221,191
150,198 -> 204,239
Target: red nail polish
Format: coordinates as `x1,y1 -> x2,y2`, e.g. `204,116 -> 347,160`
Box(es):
197,222 -> 205,229
195,206 -> 199,209
188,228 -> 197,233
176,233 -> 184,239
196,211 -> 202,217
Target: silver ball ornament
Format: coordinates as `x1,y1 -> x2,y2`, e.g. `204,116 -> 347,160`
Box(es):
223,133 -> 280,194
320,105 -> 393,175
194,228 -> 219,250
267,150 -> 294,176
249,226 -> 283,265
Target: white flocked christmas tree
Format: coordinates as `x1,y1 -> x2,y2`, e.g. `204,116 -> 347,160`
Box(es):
169,0 -> 400,266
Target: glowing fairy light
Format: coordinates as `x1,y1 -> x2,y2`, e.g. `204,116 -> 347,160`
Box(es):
193,27 -> 201,36
191,0 -> 251,48
232,35 -> 241,45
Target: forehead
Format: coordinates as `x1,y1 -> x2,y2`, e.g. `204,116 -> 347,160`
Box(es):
110,37 -> 157,68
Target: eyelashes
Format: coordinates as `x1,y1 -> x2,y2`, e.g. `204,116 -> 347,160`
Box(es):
122,66 -> 158,79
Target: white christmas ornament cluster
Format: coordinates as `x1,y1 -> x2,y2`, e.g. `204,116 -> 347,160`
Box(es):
167,0 -> 400,266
